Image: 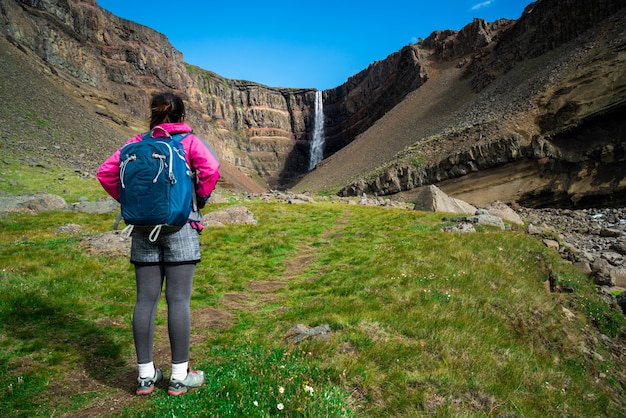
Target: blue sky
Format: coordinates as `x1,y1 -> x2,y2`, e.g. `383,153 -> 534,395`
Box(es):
98,0 -> 531,90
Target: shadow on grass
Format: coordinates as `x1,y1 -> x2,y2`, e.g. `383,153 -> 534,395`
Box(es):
0,289 -> 128,388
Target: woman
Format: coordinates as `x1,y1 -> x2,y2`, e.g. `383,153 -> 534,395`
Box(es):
97,92 -> 220,396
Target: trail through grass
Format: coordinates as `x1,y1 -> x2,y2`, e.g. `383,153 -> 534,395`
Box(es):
0,199 -> 625,417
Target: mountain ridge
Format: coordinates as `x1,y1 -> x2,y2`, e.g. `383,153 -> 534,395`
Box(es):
1,0 -> 624,208
303,2 -> 626,208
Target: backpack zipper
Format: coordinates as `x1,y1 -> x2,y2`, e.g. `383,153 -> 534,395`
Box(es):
152,152 -> 167,183
119,154 -> 136,189
156,141 -> 176,184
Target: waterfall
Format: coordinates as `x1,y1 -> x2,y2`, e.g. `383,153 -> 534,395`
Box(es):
308,90 -> 325,170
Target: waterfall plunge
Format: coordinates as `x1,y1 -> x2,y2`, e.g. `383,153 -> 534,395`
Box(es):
308,91 -> 325,170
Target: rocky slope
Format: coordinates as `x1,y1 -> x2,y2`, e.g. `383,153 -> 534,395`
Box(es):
0,0 -> 624,208
298,0 -> 626,209
0,0 -> 441,190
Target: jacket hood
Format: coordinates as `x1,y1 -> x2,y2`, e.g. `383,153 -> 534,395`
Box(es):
151,123 -> 193,137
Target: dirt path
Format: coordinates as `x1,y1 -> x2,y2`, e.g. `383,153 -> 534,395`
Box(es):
65,210 -> 351,416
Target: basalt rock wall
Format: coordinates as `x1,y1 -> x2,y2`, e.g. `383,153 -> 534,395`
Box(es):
2,0 -> 625,205
340,104 -> 626,209
0,0 -> 527,190
321,46 -> 428,156
320,17 -> 514,158
0,0 -> 318,189
0,0 -> 458,189
337,0 -> 626,208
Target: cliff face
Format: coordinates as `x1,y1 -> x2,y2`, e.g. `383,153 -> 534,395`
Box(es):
0,0 -> 318,189
329,0 -> 626,208
0,0 -> 436,189
322,45 -> 428,155
1,0 -> 625,208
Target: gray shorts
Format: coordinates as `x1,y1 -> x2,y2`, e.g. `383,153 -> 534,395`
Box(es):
130,223 -> 201,265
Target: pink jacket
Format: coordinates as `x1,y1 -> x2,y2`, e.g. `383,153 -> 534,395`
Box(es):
97,122 -> 220,204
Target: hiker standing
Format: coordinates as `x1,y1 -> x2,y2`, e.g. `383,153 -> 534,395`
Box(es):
97,92 -> 220,395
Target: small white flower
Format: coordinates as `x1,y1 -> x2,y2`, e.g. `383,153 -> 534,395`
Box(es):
304,384 -> 314,395
277,403 -> 284,410
278,386 -> 285,394
253,401 -> 259,407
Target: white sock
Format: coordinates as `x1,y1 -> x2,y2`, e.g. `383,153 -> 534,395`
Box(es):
138,362 -> 156,379
171,362 -> 189,381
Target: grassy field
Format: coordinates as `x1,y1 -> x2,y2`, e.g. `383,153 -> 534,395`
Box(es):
0,173 -> 625,417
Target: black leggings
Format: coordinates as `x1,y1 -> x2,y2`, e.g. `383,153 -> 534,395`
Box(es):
133,264 -> 195,364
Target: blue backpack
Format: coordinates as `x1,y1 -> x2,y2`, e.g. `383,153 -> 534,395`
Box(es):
118,130 -> 194,241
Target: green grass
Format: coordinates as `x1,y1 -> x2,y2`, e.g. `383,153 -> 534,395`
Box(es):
0,155 -> 107,202
0,197 -> 625,417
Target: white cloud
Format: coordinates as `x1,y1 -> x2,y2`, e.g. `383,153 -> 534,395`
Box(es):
471,0 -> 494,11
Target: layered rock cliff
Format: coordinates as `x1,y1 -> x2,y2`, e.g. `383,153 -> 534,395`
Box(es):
0,0 -> 441,189
0,0 -> 312,190
327,0 -> 626,208
1,0 -> 624,208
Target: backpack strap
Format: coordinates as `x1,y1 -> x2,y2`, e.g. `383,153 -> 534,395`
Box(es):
113,211 -> 123,230
151,126 -> 171,138
169,133 -> 199,212
170,132 -> 189,142
151,131 -> 199,213
155,134 -> 196,210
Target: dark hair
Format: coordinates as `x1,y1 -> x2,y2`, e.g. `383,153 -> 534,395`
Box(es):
149,92 -> 185,129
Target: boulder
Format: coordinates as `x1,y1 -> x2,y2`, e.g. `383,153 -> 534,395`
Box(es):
486,201 -> 524,225
472,209 -> 506,229
413,185 -> 476,214
203,206 -> 257,227
441,223 -> 476,233
0,193 -> 67,214
610,268 -> 626,288
283,324 -> 331,344
66,197 -> 119,214
81,231 -> 131,257
591,258 -> 616,286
